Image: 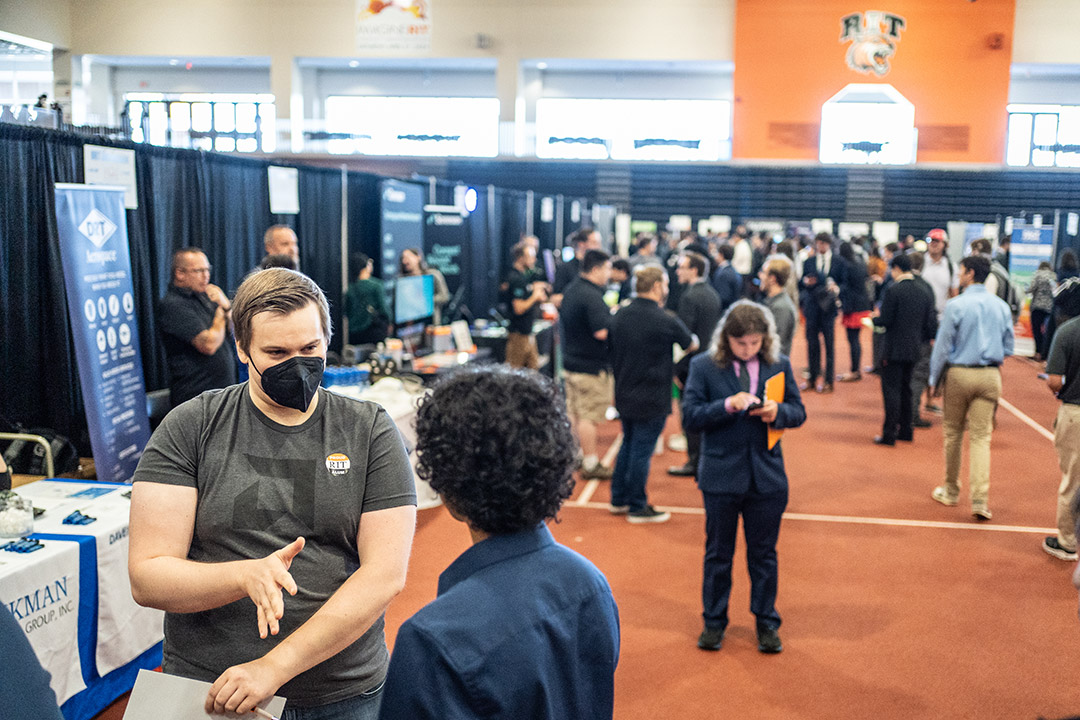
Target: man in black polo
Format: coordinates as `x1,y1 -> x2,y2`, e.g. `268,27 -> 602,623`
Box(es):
669,251 -> 721,477
561,249 -> 614,479
158,247 -> 236,409
609,266 -> 695,522
551,228 -> 602,308
505,242 -> 548,369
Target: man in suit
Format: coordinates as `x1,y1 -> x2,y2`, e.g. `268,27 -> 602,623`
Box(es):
669,251 -> 722,477
711,244 -> 742,313
873,254 -> 937,446
800,233 -> 846,394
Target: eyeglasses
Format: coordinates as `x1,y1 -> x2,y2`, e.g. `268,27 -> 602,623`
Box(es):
182,267 -> 212,275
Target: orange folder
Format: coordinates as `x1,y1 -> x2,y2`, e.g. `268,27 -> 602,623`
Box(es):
765,372 -> 784,450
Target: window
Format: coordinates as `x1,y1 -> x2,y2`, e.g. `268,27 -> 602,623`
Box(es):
1006,104 -> 1080,168
819,84 -> 916,165
124,93 -> 276,153
322,96 -> 498,157
534,98 -> 731,161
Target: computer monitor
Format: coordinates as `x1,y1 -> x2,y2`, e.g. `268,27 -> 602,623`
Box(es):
394,274 -> 435,325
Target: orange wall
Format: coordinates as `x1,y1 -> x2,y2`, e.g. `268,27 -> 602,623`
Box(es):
733,0 -> 1016,163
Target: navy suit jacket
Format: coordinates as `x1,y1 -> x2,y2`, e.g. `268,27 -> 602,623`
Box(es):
710,264 -> 743,312
800,254 -> 847,319
682,353 -> 806,496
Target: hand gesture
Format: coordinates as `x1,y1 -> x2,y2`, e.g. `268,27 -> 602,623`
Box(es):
748,398 -> 779,423
240,537 -> 305,639
206,657 -> 284,717
727,392 -> 761,412
205,283 -> 231,311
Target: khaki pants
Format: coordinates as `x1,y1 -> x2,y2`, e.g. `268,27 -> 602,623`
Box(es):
505,332 -> 538,370
942,366 -> 1001,507
1054,403 -> 1080,551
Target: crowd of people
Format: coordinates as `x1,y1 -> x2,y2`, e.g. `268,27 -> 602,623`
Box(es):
15,217 -> 1080,719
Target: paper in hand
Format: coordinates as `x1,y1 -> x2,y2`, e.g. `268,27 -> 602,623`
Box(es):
122,669 -> 286,720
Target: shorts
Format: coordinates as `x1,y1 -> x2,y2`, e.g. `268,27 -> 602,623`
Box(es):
505,332 -> 539,370
564,370 -> 612,423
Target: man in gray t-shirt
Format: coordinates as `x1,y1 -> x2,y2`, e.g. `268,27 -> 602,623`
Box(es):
760,257 -> 797,358
130,268 -> 417,718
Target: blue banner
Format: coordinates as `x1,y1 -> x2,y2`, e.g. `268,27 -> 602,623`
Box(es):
1010,224 -> 1054,289
54,185 -> 151,483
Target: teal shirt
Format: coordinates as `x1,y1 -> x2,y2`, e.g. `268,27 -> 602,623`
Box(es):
345,278 -> 390,334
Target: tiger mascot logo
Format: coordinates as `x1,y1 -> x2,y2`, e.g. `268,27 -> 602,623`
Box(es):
840,11 -> 906,77
847,36 -> 895,76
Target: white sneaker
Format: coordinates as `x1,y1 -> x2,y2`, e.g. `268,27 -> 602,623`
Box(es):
667,434 -> 688,452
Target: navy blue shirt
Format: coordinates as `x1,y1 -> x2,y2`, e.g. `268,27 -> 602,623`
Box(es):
0,607 -> 64,720
379,525 -> 620,720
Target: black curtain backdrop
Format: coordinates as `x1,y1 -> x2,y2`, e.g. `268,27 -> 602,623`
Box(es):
0,127 -> 349,452
346,172 -> 383,278
1,125 -> 576,454
295,166 -> 345,353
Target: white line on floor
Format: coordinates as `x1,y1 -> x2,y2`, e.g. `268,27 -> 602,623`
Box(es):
998,397 -> 1055,443
570,501 -> 1055,534
574,480 -> 600,505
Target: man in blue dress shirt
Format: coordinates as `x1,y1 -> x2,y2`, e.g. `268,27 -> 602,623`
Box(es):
928,255 -> 1015,521
378,367 -> 620,720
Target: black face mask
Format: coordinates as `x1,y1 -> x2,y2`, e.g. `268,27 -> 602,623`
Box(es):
250,355 -> 324,412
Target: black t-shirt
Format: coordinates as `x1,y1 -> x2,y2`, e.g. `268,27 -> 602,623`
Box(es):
507,267 -> 540,334
1048,316 -> 1080,405
561,277 -> 611,374
553,257 -> 581,295
610,298 -> 693,419
157,285 -> 237,408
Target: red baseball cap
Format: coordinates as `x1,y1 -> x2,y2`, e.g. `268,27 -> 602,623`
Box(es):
926,228 -> 948,242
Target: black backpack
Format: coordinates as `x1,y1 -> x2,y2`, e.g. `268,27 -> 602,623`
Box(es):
0,414 -> 80,477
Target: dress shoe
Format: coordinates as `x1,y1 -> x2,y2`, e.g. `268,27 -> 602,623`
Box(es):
757,626 -> 783,654
697,626 -> 725,651
667,463 -> 696,477
913,417 -> 932,429
873,435 -> 895,446
897,432 -> 914,442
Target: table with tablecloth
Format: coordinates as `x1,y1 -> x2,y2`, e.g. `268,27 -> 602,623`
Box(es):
0,479 -> 163,720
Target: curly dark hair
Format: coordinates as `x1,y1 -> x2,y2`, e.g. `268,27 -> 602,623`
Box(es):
414,366 -> 576,534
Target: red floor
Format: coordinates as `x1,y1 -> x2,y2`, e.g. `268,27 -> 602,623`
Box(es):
96,327 -> 1080,720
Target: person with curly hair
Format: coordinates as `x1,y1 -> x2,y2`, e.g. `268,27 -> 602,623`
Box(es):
683,301 -> 806,655
379,366 -> 620,720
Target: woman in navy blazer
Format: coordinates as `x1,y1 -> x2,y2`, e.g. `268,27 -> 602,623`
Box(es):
682,300 -> 806,654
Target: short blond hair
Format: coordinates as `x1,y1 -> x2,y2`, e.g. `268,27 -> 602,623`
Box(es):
232,268 -> 332,353
634,265 -> 666,295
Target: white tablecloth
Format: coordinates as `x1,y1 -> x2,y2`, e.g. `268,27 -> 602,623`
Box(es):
14,480 -> 164,677
0,535 -> 86,704
330,377 -> 441,509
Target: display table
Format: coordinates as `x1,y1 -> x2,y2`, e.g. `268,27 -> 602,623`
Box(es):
328,377 -> 440,509
0,479 -> 163,720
